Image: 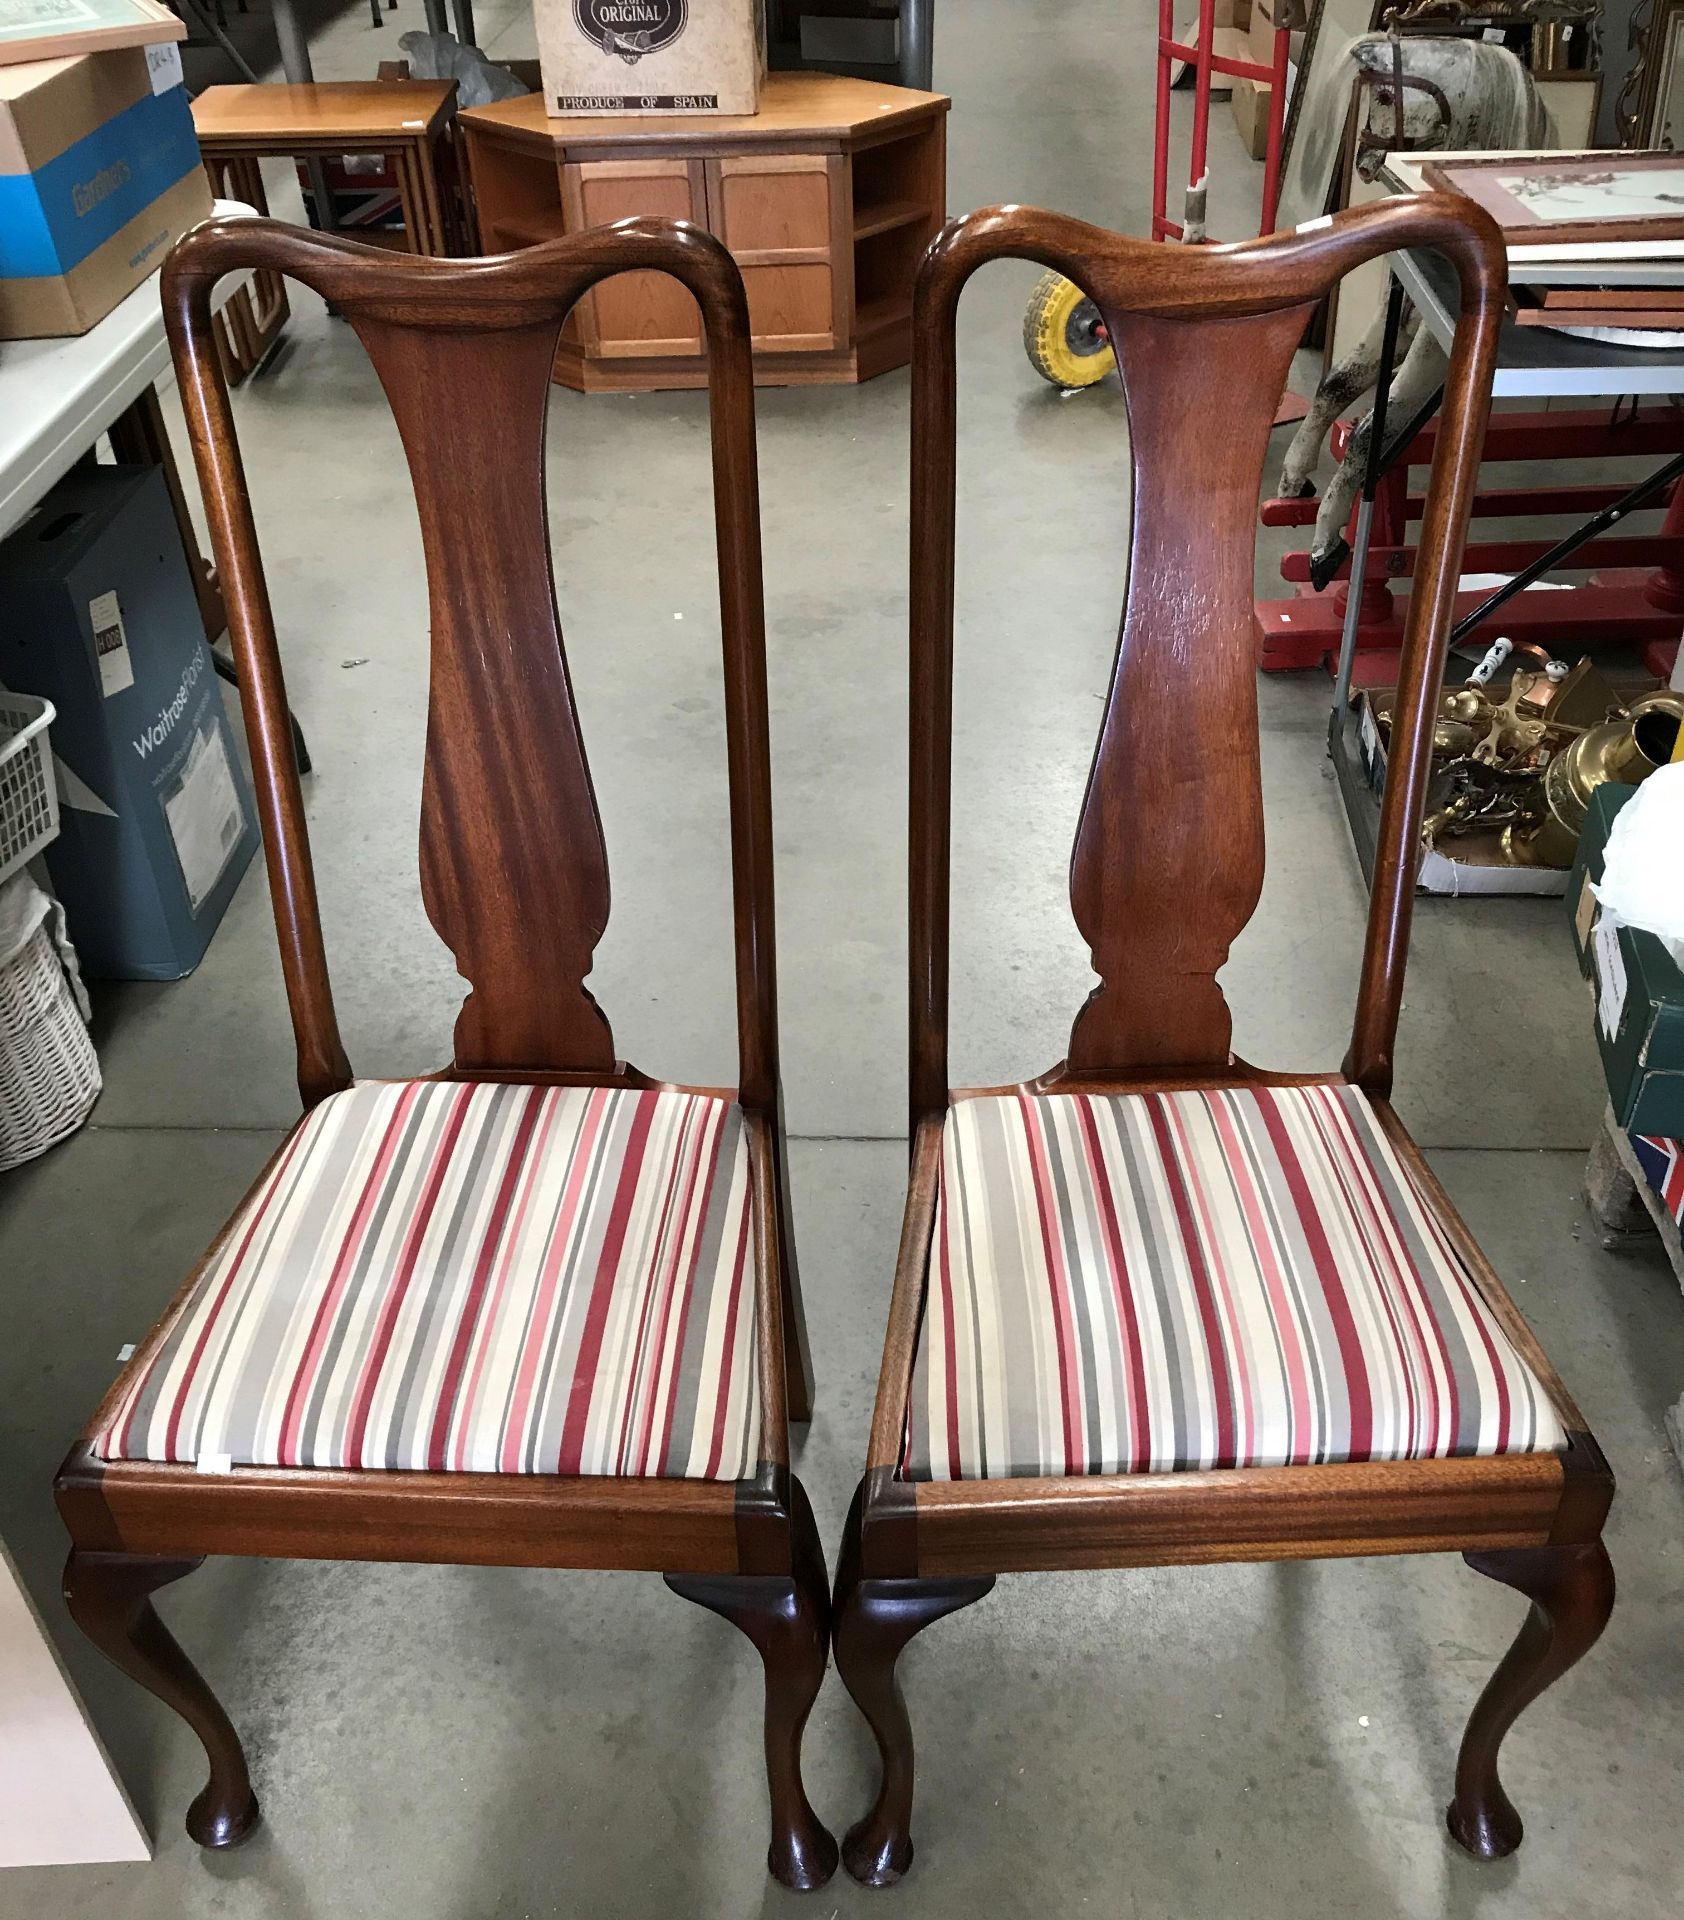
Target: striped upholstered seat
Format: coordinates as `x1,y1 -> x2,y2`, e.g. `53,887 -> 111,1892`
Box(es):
901,1084 -> 1566,1482
96,1081 -> 760,1480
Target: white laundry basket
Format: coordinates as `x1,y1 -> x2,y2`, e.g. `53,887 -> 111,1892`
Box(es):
0,691 -> 59,887
0,871 -> 101,1173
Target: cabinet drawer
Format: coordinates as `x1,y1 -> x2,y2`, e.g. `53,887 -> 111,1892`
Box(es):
561,158 -> 706,358
704,154 -> 844,353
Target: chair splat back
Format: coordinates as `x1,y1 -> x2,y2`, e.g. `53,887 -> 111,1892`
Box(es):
164,217 -> 781,1111
907,199 -> 1504,1118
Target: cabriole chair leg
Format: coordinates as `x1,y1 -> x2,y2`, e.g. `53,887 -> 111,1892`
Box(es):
1447,1539 -> 1615,1860
62,1548 -> 259,1848
665,1477 -> 838,1890
831,1483 -> 994,1887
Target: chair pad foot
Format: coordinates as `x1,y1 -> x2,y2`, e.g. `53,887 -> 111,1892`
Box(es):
771,1824 -> 839,1890
189,1788 -> 261,1850
843,1822 -> 912,1887
1446,1797 -> 1521,1862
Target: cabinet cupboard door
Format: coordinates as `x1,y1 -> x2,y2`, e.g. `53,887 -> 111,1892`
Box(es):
703,154 -> 842,353
561,158 -> 706,357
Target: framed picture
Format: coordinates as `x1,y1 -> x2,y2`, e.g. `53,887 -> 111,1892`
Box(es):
1421,150 -> 1684,244
1629,0 -> 1684,148
0,0 -> 183,69
1275,0 -> 1387,232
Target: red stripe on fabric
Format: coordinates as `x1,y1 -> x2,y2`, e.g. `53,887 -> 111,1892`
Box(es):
1297,1088 -> 1426,1457
1145,1094 -> 1237,1468
141,1116 -> 316,1463
1169,1096 -> 1258,1467
1255,1090 -> 1373,1461
424,1086 -> 547,1472
333,1084 -> 479,1468
618,1099 -> 698,1473
1016,1092 -> 1083,1472
1074,1095 -> 1152,1473
277,1081 -> 439,1466
1204,1090 -> 1314,1465
647,1102 -> 727,1476
702,1185 -> 755,1480
498,1087 -> 611,1473
448,1091 -> 564,1471
1413,1177 -> 1514,1451
558,1091 -> 659,1474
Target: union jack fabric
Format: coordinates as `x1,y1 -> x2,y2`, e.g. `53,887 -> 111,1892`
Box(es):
1633,1134 -> 1684,1229
96,1081 -> 760,1480
902,1083 -> 1566,1482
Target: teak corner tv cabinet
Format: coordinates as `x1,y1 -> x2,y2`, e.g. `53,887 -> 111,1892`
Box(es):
458,73 -> 949,390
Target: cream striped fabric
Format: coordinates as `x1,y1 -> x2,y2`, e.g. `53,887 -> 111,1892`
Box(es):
96,1081 -> 760,1480
903,1084 -> 1566,1481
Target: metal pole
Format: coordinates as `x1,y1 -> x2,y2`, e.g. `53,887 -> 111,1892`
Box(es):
1330,271 -> 1406,731
900,0 -> 933,91
270,0 -> 313,80
175,0 -> 260,81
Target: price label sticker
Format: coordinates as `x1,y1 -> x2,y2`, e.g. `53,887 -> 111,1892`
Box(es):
146,42 -> 184,95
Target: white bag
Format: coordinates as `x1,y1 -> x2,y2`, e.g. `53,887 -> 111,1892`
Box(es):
1595,762 -> 1684,970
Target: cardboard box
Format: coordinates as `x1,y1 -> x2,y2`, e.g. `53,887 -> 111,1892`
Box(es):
1171,23 -> 1246,93
1230,73 -> 1272,162
1589,914 -> 1684,1137
1352,685 -> 1569,896
1246,5 -> 1303,66
1567,784 -> 1637,975
535,0 -> 764,116
0,45 -> 210,338
0,465 -> 258,980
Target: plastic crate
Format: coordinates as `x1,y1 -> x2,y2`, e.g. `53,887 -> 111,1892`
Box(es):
0,691 -> 59,886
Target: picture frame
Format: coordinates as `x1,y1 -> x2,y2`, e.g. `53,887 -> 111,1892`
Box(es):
1420,149 -> 1684,244
0,0 -> 183,70
1275,0 -> 1388,232
1626,0 -> 1684,148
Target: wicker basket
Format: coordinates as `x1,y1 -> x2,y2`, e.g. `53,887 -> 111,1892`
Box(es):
0,875 -> 101,1172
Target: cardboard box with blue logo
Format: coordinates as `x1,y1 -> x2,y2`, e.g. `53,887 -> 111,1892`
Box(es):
0,39 -> 210,338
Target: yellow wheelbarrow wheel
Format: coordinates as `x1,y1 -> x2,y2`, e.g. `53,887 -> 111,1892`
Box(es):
1022,269 -> 1113,388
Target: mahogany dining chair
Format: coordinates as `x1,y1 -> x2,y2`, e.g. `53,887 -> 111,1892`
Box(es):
55,215 -> 836,1890
833,196 -> 1615,1884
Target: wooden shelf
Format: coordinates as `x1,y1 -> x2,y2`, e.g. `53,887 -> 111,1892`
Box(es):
488,213 -> 568,248
853,199 -> 927,241
855,294 -> 910,337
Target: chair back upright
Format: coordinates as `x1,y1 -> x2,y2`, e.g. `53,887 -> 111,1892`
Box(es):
907,198 -> 1505,1126
163,217 -> 780,1116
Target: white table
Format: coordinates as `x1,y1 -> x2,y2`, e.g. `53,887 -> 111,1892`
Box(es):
1393,245 -> 1684,401
0,201 -> 253,543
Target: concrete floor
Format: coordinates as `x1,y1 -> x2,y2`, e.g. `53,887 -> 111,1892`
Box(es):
3,0 -> 1684,1912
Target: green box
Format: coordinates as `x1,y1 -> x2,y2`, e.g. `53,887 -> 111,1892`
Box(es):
1566,784 -> 1637,976
1568,784 -> 1684,1136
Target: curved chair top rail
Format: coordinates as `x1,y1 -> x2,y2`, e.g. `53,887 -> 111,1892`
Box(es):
163,215 -> 780,1112
907,196 -> 1506,1121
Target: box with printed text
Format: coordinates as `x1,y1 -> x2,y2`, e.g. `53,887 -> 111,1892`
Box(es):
535,0 -> 764,117
0,41 -> 209,338
0,465 -> 257,980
